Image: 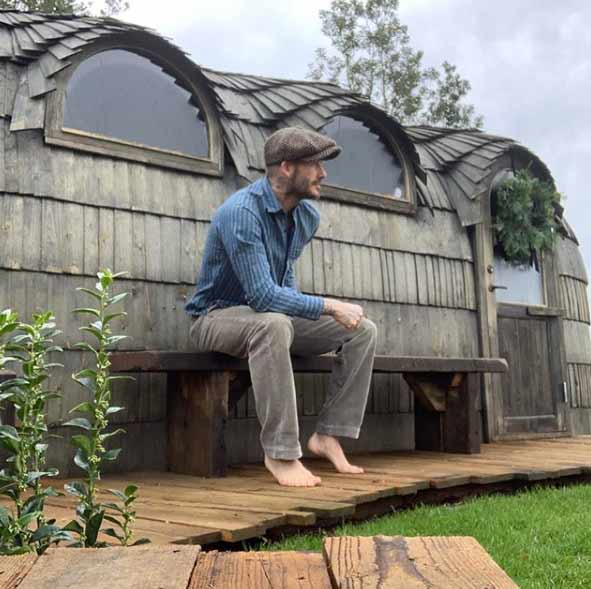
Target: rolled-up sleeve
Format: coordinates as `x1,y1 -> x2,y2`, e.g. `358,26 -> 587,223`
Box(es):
218,206 -> 324,319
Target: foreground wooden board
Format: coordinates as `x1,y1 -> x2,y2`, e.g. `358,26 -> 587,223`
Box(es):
324,536 -> 518,588
17,546 -> 201,589
0,554 -> 38,589
189,551 -> 332,589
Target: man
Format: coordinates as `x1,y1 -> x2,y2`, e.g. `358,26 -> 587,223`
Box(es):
186,127 -> 377,487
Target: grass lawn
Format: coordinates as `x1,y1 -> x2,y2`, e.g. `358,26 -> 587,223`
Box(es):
261,483 -> 591,588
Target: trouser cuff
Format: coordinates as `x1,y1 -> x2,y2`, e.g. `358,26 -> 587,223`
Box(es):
316,424 -> 361,439
263,445 -> 302,460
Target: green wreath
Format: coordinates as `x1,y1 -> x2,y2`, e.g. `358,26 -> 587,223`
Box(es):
493,169 -> 562,265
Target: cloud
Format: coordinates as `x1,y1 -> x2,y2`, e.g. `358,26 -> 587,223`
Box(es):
399,0 -> 591,272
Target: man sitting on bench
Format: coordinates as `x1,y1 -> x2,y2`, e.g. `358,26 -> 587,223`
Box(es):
185,127 -> 377,487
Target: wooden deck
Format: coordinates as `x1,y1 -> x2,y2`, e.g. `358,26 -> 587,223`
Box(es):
33,437 -> 591,545
0,536 -> 518,588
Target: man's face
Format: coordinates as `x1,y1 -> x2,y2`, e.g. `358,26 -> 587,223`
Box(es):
286,160 -> 327,200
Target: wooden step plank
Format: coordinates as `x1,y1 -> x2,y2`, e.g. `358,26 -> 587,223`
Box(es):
18,546 -> 200,589
80,493 -> 316,527
102,472 -> 365,511
473,451 -> 584,478
99,475 -> 357,517
189,551 -> 332,589
0,554 -> 38,589
44,485 -> 319,527
340,456 -> 473,489
232,463 -> 428,500
92,481 -> 327,522
38,502 -> 222,546
45,498 -> 283,543
370,452 -> 557,484
323,535 -> 518,588
494,442 -> 591,464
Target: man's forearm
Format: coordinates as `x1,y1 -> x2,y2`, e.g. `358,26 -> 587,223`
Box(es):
322,297 -> 337,316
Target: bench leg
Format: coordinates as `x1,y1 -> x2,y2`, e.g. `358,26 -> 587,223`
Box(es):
167,371 -> 230,476
409,372 -> 481,454
443,372 -> 480,454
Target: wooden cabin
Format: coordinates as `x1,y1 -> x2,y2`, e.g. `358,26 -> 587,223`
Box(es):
0,11 -> 589,475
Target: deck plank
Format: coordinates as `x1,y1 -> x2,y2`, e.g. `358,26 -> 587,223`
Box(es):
189,551 -> 332,588
19,437 -> 591,546
17,546 -> 200,589
323,535 -> 518,588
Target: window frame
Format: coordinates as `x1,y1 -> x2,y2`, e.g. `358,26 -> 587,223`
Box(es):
45,38 -> 224,177
319,111 -> 416,214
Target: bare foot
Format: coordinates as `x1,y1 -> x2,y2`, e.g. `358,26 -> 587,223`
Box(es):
264,455 -> 322,487
307,433 -> 364,474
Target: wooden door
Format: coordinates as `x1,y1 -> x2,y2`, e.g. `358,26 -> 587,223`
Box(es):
494,256 -> 568,435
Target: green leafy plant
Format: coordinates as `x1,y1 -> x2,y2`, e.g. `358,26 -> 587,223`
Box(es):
63,269 -> 146,547
0,310 -> 70,554
493,169 -> 562,265
102,484 -> 148,547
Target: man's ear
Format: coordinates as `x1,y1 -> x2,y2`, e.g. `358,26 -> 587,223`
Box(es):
279,160 -> 296,178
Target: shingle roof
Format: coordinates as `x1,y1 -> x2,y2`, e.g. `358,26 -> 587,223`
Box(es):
405,126 -> 571,237
0,10 -> 573,238
201,68 -> 426,191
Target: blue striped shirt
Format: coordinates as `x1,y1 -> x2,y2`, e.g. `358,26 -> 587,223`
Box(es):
185,176 -> 325,320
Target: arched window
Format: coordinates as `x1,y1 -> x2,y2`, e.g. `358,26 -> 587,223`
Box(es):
46,45 -> 223,176
322,115 -> 407,200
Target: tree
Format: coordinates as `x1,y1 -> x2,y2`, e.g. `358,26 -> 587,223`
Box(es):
309,0 -> 483,128
0,0 -> 129,16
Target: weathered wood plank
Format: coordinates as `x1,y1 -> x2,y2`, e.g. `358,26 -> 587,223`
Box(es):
189,551 -> 332,589
323,535 -> 518,588
0,554 -> 38,589
98,208 -> 114,270
18,546 -> 200,589
0,193 -> 23,269
110,351 -> 508,375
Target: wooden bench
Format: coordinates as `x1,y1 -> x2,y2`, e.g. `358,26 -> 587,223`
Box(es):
110,352 -> 507,477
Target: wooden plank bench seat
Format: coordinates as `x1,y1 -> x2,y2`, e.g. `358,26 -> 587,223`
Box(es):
110,352 -> 507,477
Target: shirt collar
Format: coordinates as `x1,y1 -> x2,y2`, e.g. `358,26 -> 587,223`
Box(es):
259,176 -> 285,214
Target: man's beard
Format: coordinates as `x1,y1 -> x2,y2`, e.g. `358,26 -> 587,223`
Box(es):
286,170 -> 319,199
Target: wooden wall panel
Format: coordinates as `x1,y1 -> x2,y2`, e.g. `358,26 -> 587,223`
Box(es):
317,200 -> 472,259
10,131 -> 237,219
567,363 -> 591,408
556,236 -> 588,282
2,192 -> 479,311
563,320 -> 591,364
0,270 -> 194,352
560,275 -> 590,324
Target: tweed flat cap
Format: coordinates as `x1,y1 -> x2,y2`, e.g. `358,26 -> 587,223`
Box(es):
264,127 -> 342,166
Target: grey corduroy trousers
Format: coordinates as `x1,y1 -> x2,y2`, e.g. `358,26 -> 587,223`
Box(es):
189,306 -> 377,460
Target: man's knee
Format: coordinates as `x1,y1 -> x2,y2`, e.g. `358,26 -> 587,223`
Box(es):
254,312 -> 295,345
357,317 -> 378,342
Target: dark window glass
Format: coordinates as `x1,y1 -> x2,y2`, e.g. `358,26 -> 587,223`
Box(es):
322,115 -> 404,197
64,49 -> 209,158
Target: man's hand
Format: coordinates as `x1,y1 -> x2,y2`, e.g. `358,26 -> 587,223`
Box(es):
323,298 -> 364,330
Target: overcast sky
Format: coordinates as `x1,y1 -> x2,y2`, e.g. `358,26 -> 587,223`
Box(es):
117,0 -> 590,275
